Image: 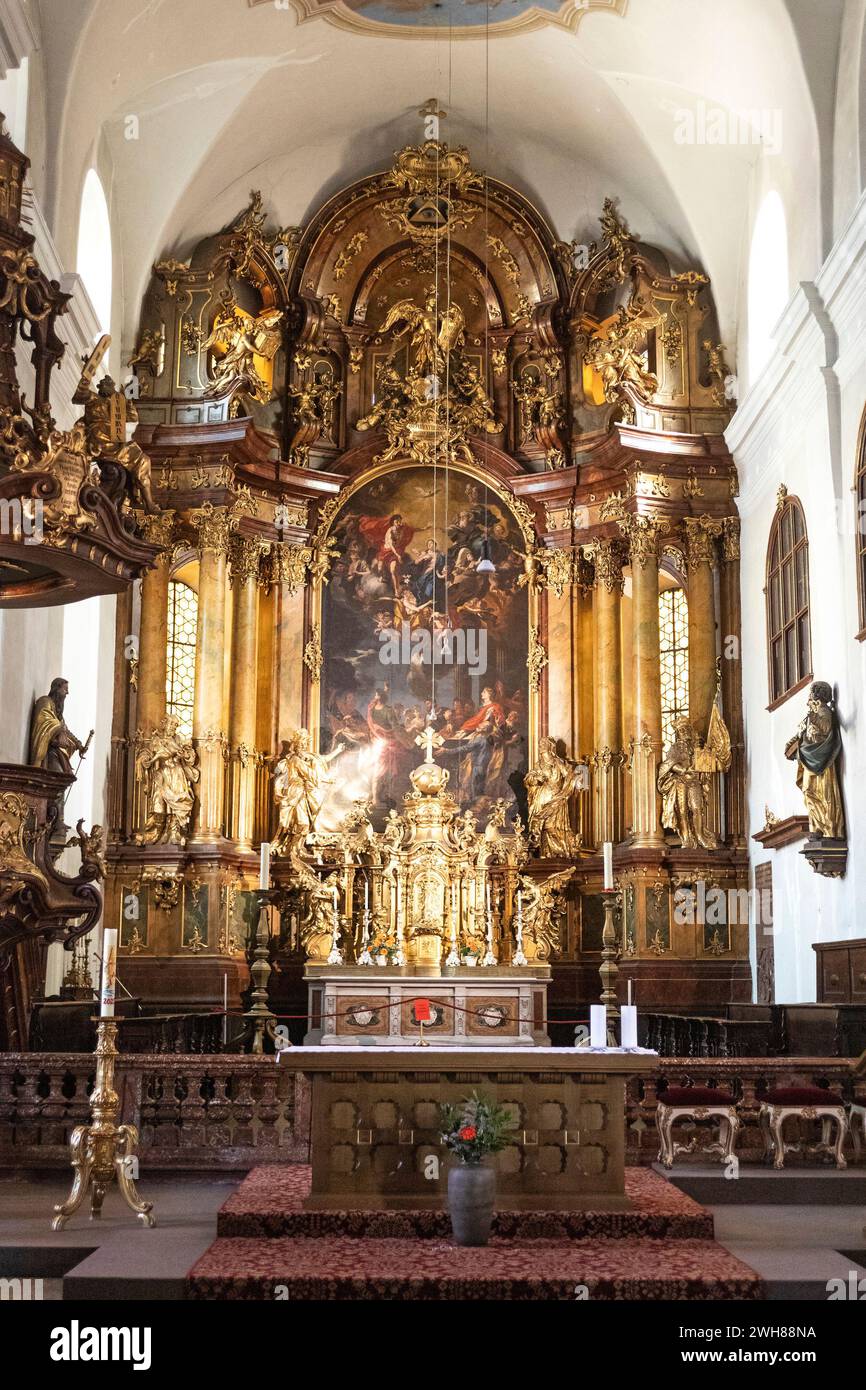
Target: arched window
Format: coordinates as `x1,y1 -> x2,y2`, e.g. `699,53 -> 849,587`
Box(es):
857,411 -> 866,636
659,584 -> 689,748
166,580 -> 198,740
76,169 -> 112,336
765,495 -> 811,706
748,190 -> 789,382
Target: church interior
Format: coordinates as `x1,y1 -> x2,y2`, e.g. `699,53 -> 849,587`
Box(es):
1,0 -> 866,1335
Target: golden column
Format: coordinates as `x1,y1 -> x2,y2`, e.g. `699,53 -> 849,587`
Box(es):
684,516 -> 723,741
190,502 -> 232,842
591,538 -> 626,845
228,535 -> 263,848
620,514 -> 667,848
719,517 -> 746,847
136,512 -> 175,735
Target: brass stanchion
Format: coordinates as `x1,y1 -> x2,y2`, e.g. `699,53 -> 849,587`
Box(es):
52,1018 -> 154,1230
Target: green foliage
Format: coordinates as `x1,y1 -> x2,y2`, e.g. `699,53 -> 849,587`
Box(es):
439,1091 -> 513,1166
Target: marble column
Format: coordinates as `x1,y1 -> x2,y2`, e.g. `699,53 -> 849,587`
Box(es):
719,518 -> 746,847
272,541 -> 309,740
136,512 -> 175,735
191,503 -> 232,842
684,516 -> 722,742
228,536 -> 262,848
620,514 -> 666,848
592,538 -> 626,845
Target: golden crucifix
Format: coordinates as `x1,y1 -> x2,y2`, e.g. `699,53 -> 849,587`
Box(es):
415,725 -> 444,764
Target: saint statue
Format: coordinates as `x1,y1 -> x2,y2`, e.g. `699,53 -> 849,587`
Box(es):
29,678 -> 91,776
785,681 -> 845,839
524,737 -> 582,858
74,367 -> 157,513
658,707 -> 731,850
134,715 -> 199,846
272,729 -> 345,859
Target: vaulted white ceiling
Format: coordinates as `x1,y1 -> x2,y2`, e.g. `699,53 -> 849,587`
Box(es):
25,0 -> 854,383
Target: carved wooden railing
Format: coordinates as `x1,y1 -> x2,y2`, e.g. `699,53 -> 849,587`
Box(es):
0,1053 -> 862,1171
0,1054 -> 309,1169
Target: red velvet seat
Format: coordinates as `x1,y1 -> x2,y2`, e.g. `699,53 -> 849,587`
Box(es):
762,1087 -> 844,1107
659,1087 -> 734,1107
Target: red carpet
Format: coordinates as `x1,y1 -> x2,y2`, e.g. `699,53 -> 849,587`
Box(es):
186,1166 -> 763,1300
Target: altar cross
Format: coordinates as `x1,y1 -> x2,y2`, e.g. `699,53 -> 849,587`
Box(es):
416,724 -> 444,764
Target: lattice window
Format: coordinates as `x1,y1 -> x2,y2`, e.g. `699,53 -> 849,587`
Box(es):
766,497 -> 811,705
857,417 -> 866,635
166,580 -> 198,741
659,587 -> 689,749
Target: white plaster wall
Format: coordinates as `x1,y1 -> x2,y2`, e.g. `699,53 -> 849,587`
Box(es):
728,189 -> 866,1003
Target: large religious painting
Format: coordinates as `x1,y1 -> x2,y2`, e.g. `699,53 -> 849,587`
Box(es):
319,466 -> 529,825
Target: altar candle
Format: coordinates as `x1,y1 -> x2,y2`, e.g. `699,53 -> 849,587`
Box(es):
259,841 -> 271,891
603,841 -> 613,891
100,928 -> 118,1018
620,1005 -> 638,1049
590,1004 -> 607,1049
364,876 -> 370,915
627,977 -> 633,1007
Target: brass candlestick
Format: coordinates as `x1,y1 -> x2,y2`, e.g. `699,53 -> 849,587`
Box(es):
52,1018 -> 154,1230
598,890 -> 620,1025
244,888 -> 280,1054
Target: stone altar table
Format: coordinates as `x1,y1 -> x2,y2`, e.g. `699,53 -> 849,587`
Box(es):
279,1046 -> 657,1211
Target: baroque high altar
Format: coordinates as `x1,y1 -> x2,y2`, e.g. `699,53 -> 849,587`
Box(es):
92,117 -> 748,1040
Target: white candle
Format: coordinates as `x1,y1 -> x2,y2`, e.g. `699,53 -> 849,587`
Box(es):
620,1005 -> 638,1049
100,928 -> 118,1018
627,977 -> 633,1007
590,1004 -> 607,1049
259,841 -> 271,891
364,876 -> 370,914
603,841 -> 613,891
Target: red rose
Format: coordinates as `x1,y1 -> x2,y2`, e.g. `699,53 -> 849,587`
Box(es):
458,1126 -> 477,1141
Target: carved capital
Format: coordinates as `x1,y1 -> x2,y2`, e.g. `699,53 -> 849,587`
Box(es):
684,515 -> 723,570
270,541 -> 312,594
590,537 -> 626,594
140,509 -> 176,562
229,534 -> 265,587
190,501 -> 235,557
617,513 -> 667,569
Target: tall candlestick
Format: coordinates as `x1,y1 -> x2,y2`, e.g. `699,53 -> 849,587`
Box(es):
259,841 -> 271,891
100,928 -> 118,1018
603,841 -> 613,891
327,885 -> 343,965
513,888 -> 527,966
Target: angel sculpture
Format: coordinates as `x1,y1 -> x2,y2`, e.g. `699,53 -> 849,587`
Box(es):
380,290 -> 465,376
201,301 -> 283,403
585,297 -> 660,411
657,704 -> 732,850
517,867 -> 574,962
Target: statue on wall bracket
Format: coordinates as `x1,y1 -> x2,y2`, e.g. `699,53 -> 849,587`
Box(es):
785,681 -> 847,878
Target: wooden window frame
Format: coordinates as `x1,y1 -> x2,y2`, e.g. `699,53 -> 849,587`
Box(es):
764,495 -> 812,710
